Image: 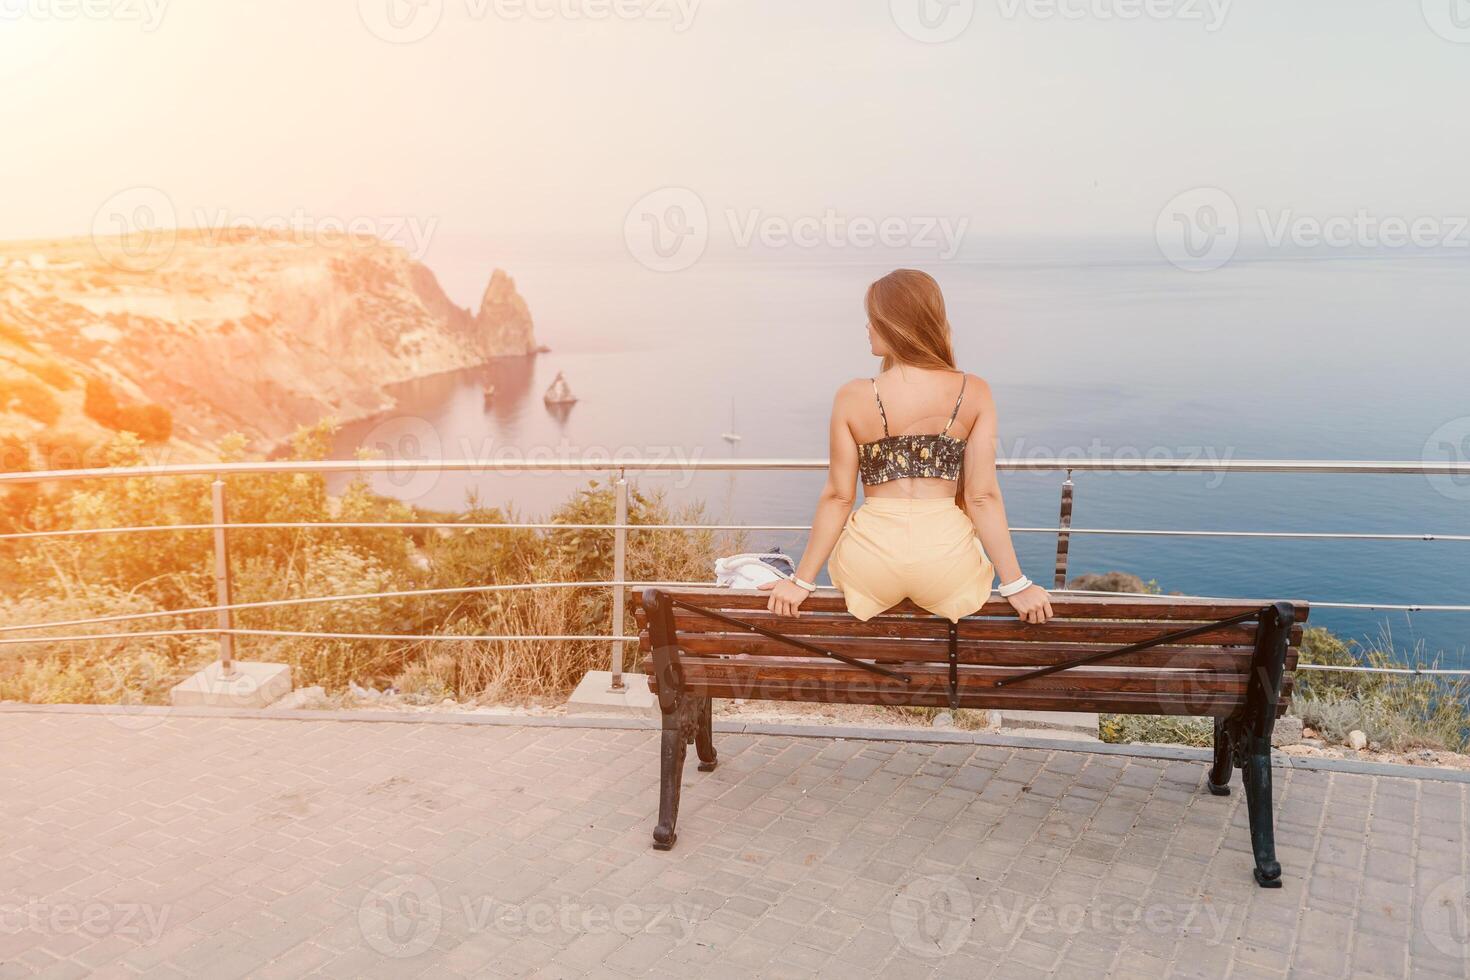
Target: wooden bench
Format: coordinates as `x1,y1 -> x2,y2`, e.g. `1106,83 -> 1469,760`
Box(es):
636,586 -> 1307,887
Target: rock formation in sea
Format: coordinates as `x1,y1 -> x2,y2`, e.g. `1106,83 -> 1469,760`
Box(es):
0,230 -> 537,459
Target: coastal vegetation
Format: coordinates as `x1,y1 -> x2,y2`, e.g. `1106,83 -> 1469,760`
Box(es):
1,425 -> 1465,754
0,424 -> 736,706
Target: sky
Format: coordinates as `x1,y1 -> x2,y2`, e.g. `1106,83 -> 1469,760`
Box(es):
3,0 -> 1468,255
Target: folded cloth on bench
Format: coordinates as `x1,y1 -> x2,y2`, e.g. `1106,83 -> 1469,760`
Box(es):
828,496 -> 994,623
713,551 -> 794,588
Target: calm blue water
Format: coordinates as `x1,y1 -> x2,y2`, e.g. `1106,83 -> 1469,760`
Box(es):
332,246 -> 1470,666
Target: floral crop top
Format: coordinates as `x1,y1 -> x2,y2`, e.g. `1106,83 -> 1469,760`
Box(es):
856,375 -> 967,486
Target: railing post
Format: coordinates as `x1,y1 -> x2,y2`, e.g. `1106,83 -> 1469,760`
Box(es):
1053,469 -> 1074,589
212,479 -> 236,678
609,468 -> 628,691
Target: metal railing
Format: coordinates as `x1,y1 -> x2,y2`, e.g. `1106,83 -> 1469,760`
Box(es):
2,457 -> 1469,684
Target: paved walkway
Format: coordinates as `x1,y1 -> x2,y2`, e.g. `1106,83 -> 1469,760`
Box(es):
0,712 -> 1466,979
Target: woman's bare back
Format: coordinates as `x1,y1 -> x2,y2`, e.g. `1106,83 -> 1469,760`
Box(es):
846,365 -> 978,499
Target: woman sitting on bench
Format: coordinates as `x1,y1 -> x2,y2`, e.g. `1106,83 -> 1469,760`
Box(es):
760,268 -> 1053,626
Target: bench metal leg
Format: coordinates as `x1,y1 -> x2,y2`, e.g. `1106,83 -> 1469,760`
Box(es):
645,587 -> 702,851
654,700 -> 691,850
1241,736 -> 1281,888
1231,601 -> 1293,888
1207,717 -> 1233,796
695,696 -> 717,772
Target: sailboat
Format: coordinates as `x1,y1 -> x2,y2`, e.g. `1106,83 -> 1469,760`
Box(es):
544,371 -> 577,406
721,397 -> 741,444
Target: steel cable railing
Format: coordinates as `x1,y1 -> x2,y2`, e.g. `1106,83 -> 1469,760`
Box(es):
1,458 -> 1468,681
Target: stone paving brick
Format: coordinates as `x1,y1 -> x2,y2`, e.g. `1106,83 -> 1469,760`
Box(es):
2,714 -> 1467,977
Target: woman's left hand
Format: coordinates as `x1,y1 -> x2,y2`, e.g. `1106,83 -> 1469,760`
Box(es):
758,578 -> 812,617
1007,584 -> 1054,625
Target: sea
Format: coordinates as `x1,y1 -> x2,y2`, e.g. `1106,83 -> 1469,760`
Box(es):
329,238 -> 1470,667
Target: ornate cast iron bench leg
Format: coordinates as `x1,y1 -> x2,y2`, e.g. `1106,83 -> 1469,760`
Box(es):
695,696 -> 717,772
654,693 -> 694,850
1240,733 -> 1281,887
1208,717 -> 1233,796
1232,601 -> 1293,888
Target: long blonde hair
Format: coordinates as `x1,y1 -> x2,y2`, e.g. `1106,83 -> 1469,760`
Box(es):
865,269 -> 956,373
864,269 -> 968,508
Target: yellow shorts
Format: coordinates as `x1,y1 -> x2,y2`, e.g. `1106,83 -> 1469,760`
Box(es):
827,496 -> 995,623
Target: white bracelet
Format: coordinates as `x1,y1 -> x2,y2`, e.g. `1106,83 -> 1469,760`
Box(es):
997,575 -> 1033,598
790,575 -> 817,592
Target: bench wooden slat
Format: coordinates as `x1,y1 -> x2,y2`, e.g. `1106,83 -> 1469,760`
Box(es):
641,634 -> 1281,670
633,587 -> 1310,622
659,608 -> 1302,647
675,657 -> 1253,694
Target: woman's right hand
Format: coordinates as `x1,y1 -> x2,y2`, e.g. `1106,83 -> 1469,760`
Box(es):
1007,584 -> 1054,625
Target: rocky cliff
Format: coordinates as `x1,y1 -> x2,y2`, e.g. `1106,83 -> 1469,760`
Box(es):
0,231 -> 536,461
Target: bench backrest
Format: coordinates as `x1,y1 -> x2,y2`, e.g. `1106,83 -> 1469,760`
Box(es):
636,587 -> 1307,718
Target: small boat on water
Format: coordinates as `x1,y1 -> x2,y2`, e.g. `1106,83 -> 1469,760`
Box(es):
544,371 -> 577,406
721,397 -> 741,443
483,384 -> 495,406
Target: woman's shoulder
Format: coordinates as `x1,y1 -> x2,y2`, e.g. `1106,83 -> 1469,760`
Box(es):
834,377 -> 875,401
958,371 -> 992,399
